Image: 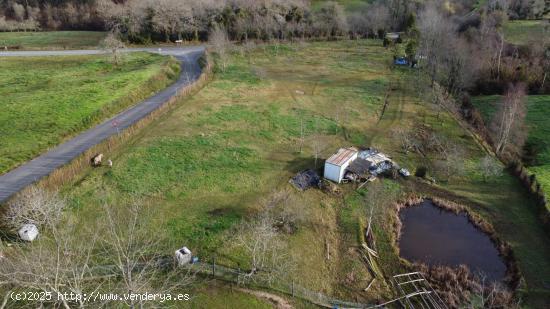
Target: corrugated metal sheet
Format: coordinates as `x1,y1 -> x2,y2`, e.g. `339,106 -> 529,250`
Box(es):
326,148 -> 357,167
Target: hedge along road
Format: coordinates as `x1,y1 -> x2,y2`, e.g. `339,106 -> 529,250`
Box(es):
0,46 -> 205,203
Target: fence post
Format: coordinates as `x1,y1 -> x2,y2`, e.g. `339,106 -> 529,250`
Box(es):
291,280 -> 295,297
212,257 -> 216,276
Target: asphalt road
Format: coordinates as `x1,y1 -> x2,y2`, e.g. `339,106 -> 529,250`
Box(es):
0,46 -> 205,203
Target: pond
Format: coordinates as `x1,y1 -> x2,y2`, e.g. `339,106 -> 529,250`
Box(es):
398,200 -> 507,282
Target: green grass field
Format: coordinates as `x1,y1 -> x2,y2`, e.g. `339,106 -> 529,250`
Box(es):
0,53 -> 179,174
64,41 -> 392,303
473,95 -> 550,204
0,31 -> 106,50
311,0 -> 373,11
503,20 -> 548,45
32,41 -> 550,306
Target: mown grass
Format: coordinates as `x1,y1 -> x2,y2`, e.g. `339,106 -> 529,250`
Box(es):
0,31 -> 106,50
473,95 -> 550,204
503,20 -> 548,45
59,40 -> 550,306
0,53 -> 180,174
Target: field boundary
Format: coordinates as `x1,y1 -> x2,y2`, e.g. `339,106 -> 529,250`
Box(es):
41,53 -> 212,192
0,48 -> 208,203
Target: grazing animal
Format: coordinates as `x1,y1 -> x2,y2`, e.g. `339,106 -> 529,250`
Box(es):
91,153 -> 104,167
107,159 -> 113,167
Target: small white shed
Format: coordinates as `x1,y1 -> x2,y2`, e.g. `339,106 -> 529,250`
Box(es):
18,224 -> 39,242
324,148 -> 358,183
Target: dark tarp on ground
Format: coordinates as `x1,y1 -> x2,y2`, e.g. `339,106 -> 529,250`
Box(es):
347,158 -> 373,176
290,169 -> 321,191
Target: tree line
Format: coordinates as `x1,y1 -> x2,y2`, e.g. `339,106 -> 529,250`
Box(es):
1,0 -> 546,40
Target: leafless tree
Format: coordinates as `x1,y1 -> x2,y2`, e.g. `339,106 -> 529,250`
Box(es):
363,180 -> 398,237
209,25 -> 231,72
365,3 -> 391,38
3,186 -> 65,232
491,83 -> 527,156
235,192 -> 294,284
479,155 -> 503,182
0,218 -> 106,308
100,202 -> 193,308
312,1 -> 348,39
151,0 -> 193,42
101,31 -> 126,66
0,195 -> 193,308
392,127 -> 417,154
11,3 -> 25,22
434,141 -> 466,182
418,4 -> 456,86
310,134 -> 326,168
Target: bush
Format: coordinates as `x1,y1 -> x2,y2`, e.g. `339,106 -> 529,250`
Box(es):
415,166 -> 428,178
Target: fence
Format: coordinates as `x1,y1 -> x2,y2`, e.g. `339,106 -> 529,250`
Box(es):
186,261 -> 375,309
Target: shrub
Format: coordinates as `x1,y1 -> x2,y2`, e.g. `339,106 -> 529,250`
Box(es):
415,166 -> 428,178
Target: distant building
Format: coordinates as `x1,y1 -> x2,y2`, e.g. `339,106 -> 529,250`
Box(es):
385,32 -> 400,40
324,147 -> 358,183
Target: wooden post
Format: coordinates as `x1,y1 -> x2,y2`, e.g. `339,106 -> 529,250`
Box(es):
292,280 -> 295,297
212,257 -> 216,276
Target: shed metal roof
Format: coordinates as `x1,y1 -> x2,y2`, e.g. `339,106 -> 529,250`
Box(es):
326,148 -> 357,167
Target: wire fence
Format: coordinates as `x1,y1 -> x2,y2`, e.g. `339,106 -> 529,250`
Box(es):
186,261 -> 375,309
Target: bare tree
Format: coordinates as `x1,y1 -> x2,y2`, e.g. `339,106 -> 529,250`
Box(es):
209,25 -> 231,72
151,0 -> 193,42
365,3 -> 391,38
479,155 -> 503,182
101,31 -> 126,66
392,127 -> 417,154
0,219 -> 106,308
418,4 -> 456,86
0,195 -> 193,308
312,1 -> 349,39
100,202 -> 193,308
310,134 -> 326,168
4,186 -> 65,232
434,141 -> 466,182
235,192 -> 294,284
491,83 -> 527,156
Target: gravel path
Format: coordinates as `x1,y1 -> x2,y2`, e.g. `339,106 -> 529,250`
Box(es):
0,46 -> 205,203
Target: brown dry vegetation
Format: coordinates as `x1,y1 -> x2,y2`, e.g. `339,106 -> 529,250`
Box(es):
392,195 -> 521,307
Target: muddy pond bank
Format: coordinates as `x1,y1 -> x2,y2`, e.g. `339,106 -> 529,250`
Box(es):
391,196 -> 521,307
398,199 -> 506,281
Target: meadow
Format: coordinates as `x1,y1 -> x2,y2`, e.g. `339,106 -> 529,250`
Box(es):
311,0 -> 372,11
503,20 -> 548,45
53,40 -> 550,306
0,53 -> 179,174
473,95 -> 550,204
0,31 -> 106,50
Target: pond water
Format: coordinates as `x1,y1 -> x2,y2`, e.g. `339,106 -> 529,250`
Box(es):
399,200 -> 507,282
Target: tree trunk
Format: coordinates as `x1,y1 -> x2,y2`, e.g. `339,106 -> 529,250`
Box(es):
497,33 -> 504,81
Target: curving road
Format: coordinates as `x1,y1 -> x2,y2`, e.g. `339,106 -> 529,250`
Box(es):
0,46 -> 205,203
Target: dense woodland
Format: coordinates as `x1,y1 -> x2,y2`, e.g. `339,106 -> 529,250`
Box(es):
0,1 -> 547,37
